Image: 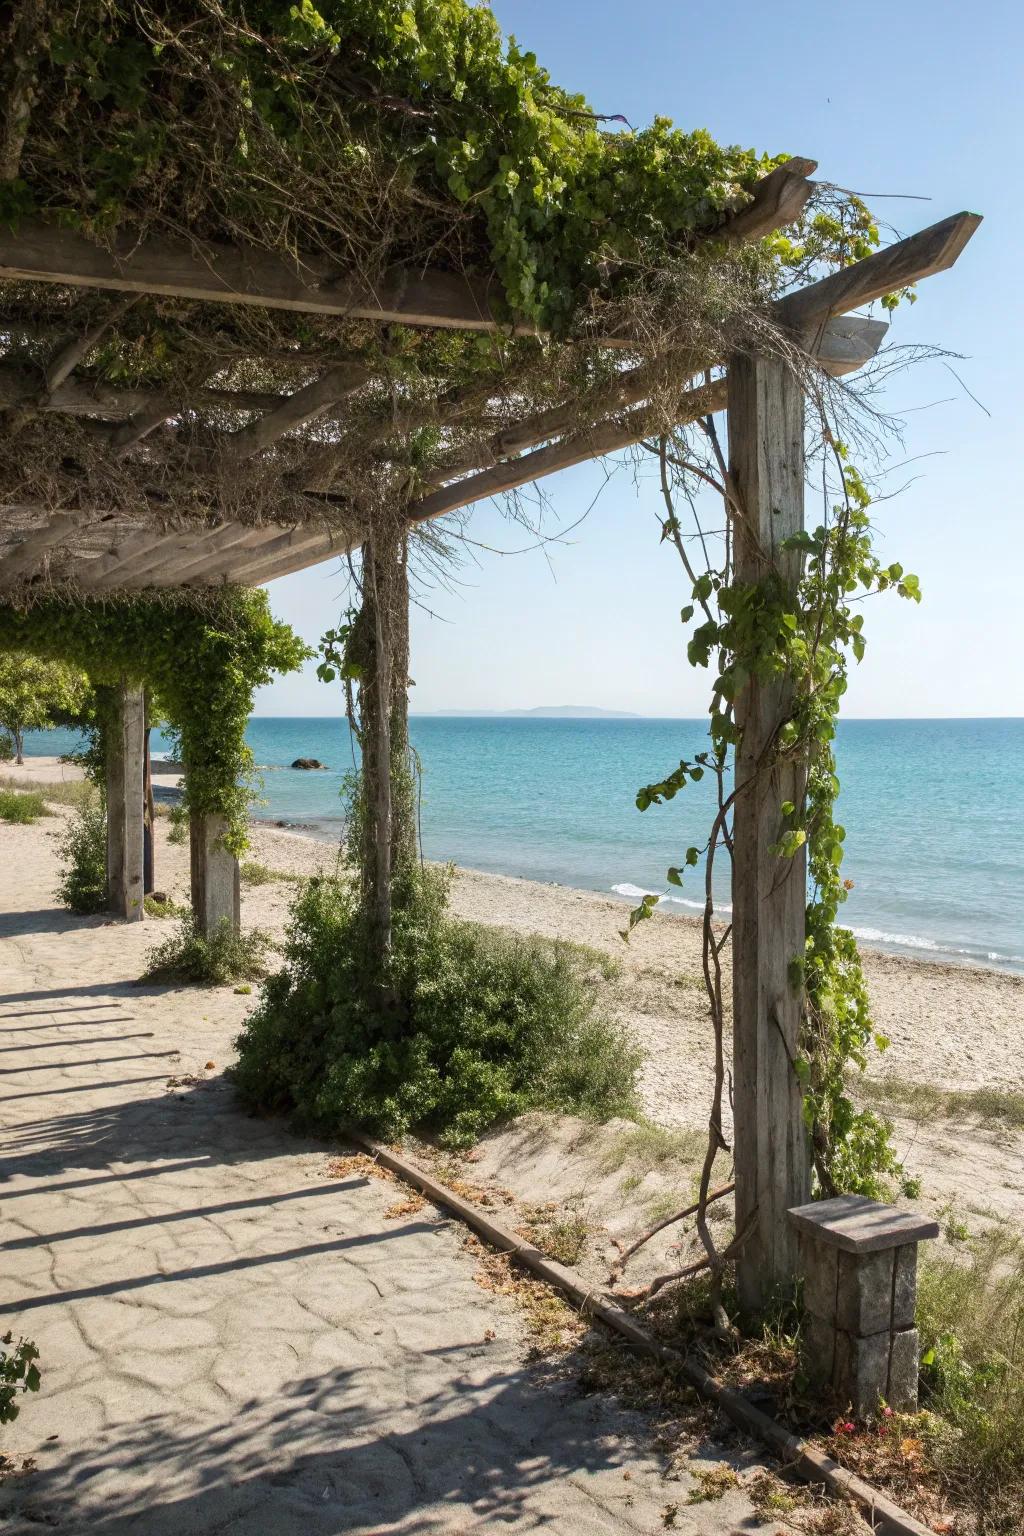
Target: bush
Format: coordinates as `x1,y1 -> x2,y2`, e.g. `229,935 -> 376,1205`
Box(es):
233,867 -> 641,1146
917,1227 -> 1024,1533
0,789 -> 48,823
1,1334 -> 41,1425
142,914 -> 272,986
0,731 -> 14,762
55,796 -> 108,913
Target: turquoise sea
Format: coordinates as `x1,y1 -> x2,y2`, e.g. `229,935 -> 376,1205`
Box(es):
24,716 -> 1024,974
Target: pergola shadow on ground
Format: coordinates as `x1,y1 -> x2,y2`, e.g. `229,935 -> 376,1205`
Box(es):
0,865 -> 776,1536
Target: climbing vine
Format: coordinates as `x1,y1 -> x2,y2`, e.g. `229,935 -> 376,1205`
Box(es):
0,590 -> 309,852
629,430 -> 922,1222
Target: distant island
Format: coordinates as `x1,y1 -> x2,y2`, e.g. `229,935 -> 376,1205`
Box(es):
414,706 -> 639,719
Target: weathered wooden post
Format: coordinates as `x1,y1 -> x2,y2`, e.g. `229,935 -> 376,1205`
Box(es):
190,811 -> 241,937
728,352 -> 813,1318
106,679 -> 145,922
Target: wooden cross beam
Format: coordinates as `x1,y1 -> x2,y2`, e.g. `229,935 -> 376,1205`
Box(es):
406,316 -> 888,525
0,162 -> 816,339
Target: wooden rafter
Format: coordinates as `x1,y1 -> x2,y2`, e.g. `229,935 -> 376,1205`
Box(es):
219,362 -> 369,464
41,295 -> 137,396
406,315 -> 889,524
776,211 -> 982,337
0,364 -> 318,422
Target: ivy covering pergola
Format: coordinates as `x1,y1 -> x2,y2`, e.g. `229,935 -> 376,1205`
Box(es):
0,1 -> 980,1319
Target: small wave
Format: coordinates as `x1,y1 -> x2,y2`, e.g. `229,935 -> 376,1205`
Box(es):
611,889 -> 1023,970
611,882 -> 731,917
847,925 -> 1024,969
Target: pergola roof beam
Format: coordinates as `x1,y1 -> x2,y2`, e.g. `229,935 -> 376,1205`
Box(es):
0,364 -> 315,422
776,211 -> 982,337
0,510 -> 95,581
407,315 -> 889,526
219,362 -> 370,464
0,162 -> 817,341
42,295 -> 137,396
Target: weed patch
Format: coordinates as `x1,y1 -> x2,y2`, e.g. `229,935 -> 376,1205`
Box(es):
599,1122 -> 704,1175
860,1075 -> 1024,1131
0,789 -> 48,823
143,915 -> 272,987
0,775 -> 92,809
240,861 -> 303,886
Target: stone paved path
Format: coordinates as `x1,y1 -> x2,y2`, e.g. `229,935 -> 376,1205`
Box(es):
0,823 -> 788,1534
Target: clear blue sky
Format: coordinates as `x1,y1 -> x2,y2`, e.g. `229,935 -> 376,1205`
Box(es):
256,0 -> 1022,719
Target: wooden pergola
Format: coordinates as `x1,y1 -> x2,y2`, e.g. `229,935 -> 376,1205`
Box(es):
0,160 -> 980,1312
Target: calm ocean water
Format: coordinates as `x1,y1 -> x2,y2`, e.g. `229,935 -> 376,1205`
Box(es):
24,716 -> 1024,974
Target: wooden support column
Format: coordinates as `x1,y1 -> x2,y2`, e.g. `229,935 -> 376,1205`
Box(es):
106,681 -> 145,921
190,812 -> 241,937
728,352 -> 812,1319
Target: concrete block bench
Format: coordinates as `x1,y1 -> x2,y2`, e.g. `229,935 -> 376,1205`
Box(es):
788,1194 -> 939,1416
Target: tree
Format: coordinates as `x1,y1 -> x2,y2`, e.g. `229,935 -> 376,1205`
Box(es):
0,653 -> 89,765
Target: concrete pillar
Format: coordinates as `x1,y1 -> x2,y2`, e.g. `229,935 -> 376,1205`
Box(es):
106,681 -> 145,922
789,1194 -> 939,1415
190,812 -> 241,937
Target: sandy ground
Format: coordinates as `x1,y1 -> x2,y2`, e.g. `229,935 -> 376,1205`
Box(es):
6,753 -> 1023,1242
1,771 -> 867,1535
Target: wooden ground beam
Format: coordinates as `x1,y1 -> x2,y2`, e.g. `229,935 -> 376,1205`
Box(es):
727,352 -> 812,1318
106,681 -> 146,922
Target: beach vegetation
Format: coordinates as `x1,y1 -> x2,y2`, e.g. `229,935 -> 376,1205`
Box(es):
240,861 -> 303,886
0,731 -> 13,762
915,1228 -> 1024,1533
142,914 -> 272,987
54,795 -> 108,914
0,788 -> 48,823
0,774 -> 95,809
0,1335 -> 41,1426
599,1122 -> 705,1175
143,893 -> 185,919
859,1075 -> 1024,1133
233,862 -> 641,1146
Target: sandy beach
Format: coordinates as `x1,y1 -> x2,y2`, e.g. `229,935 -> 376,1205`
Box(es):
5,754 -> 1024,1239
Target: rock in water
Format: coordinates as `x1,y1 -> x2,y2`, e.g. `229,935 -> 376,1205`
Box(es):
291,758 -> 327,770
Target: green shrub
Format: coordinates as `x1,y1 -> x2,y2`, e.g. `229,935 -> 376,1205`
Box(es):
55,797 -> 108,914
0,789 -> 48,823
166,803 -> 189,845
144,893 -> 185,919
1,1334 -> 41,1425
917,1227 -> 1024,1533
0,731 -> 14,763
142,914 -> 271,986
233,867 -> 641,1146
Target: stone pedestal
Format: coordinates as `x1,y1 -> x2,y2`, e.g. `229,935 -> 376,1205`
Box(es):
788,1194 -> 939,1416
